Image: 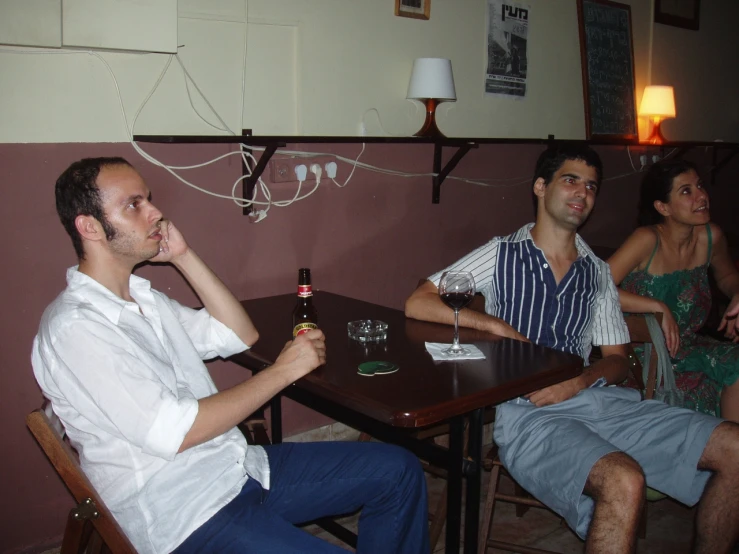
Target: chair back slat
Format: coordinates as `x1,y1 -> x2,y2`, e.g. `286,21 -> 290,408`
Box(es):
27,408 -> 138,554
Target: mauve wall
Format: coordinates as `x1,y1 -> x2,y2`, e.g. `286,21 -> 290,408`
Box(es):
2,142 -> 738,552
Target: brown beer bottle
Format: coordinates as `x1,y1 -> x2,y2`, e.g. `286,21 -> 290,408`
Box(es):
292,268 -> 318,338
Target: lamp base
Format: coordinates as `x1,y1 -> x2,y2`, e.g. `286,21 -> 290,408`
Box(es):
644,118 -> 667,145
414,98 -> 446,139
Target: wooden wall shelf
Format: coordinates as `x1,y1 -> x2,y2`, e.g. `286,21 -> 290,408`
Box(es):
133,134 -> 738,212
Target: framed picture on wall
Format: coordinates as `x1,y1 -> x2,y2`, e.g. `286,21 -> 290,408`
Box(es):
395,0 -> 430,20
655,0 -> 700,30
577,0 -> 638,141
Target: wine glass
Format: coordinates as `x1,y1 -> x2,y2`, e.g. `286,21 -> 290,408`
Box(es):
439,271 -> 476,355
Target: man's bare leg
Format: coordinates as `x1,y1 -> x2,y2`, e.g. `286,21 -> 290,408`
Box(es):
719,382 -> 739,423
694,421 -> 739,554
583,452 -> 645,554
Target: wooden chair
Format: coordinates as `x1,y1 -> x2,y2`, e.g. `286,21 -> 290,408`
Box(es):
477,314 -> 660,553
238,416 -> 271,446
26,403 -> 137,554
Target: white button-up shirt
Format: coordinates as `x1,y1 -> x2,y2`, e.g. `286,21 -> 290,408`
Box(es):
32,268 -> 270,554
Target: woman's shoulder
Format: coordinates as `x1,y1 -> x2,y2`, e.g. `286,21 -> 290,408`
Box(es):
631,225 -> 659,241
704,222 -> 724,244
608,226 -> 659,280
623,226 -> 659,255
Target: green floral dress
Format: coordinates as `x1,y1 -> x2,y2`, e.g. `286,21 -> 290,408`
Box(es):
620,225 -> 735,417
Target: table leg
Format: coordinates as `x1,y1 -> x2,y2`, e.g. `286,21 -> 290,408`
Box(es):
463,408 -> 484,554
270,394 -> 283,444
446,416 -> 465,554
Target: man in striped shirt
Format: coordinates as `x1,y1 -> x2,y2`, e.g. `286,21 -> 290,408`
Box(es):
406,144 -> 739,553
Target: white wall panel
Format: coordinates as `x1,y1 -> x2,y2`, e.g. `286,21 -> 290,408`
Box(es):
179,0 -> 246,23
62,0 -> 177,53
1,0 -> 737,143
242,23 -> 297,135
0,0 -> 61,48
132,17 -> 245,136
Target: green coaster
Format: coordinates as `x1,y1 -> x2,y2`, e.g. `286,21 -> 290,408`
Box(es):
358,361 -> 399,376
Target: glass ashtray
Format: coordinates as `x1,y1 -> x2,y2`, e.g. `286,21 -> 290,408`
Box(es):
348,320 -> 388,343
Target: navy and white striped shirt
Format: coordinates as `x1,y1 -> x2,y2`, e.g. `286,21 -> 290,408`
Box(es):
430,224 -> 629,362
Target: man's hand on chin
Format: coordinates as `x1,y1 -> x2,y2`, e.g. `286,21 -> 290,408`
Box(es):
525,375 -> 585,407
150,220 -> 189,263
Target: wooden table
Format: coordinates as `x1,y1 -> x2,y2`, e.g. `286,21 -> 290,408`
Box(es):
230,292 -> 582,553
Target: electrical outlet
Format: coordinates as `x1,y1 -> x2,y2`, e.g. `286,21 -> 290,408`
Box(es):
270,156 -> 336,183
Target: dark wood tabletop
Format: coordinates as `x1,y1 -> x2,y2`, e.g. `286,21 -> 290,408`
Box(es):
232,291 -> 583,428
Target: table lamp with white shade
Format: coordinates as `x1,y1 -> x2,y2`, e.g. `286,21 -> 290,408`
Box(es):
639,85 -> 676,145
406,58 -> 457,138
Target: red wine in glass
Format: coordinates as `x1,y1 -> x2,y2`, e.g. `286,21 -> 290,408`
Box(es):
441,292 -> 474,311
438,271 -> 476,355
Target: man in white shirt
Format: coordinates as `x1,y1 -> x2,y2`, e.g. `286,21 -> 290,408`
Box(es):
33,157 -> 429,554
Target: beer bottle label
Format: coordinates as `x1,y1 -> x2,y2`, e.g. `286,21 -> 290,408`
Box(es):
293,322 -> 318,337
298,285 -> 313,298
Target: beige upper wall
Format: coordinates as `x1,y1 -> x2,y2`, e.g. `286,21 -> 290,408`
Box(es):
0,0 -> 734,143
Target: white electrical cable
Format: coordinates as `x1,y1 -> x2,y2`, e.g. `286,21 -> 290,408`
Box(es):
175,54 -> 236,135
361,108 -> 410,138
626,146 -> 638,172
181,68 -> 233,134
115,51 -> 272,208
275,178 -> 321,206
1,45 -> 651,212
131,55 -> 174,133
273,179 -> 304,207
331,143 -> 365,187
251,145 -> 533,184
0,48 -> 253,204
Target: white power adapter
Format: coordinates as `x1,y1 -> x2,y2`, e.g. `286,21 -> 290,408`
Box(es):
250,209 -> 268,223
295,164 -> 308,181
310,163 -> 323,179
325,161 -> 338,178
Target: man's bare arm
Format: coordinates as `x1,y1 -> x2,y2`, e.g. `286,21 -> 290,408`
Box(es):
153,220 -> 258,347
148,220 -> 311,452
526,344 -> 630,407
710,225 -> 739,340
179,329 -> 326,452
404,280 -> 528,341
582,344 -> 631,386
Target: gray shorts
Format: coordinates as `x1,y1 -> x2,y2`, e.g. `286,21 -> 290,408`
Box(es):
494,387 -> 721,539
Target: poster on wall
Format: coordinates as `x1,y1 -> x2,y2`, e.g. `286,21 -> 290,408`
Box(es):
485,0 -> 530,97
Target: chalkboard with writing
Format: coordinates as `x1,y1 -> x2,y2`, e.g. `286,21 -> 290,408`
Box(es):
577,0 -> 637,140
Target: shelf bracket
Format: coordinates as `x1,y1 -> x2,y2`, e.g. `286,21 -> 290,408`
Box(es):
432,142 -> 478,203
241,141 -> 283,215
710,144 -> 738,185
670,143 -> 738,186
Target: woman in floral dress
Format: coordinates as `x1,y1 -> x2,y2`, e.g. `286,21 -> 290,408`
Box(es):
608,159 -> 739,421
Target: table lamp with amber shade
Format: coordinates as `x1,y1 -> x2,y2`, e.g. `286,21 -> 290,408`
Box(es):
639,86 -> 676,145
407,58 -> 457,138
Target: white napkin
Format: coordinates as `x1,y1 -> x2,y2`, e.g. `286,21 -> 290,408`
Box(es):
425,342 -> 486,361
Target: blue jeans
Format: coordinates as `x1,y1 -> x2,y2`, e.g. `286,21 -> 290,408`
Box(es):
173,441 -> 430,554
